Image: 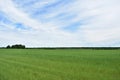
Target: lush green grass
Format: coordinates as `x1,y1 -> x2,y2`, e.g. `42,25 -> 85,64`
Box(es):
0,49 -> 120,80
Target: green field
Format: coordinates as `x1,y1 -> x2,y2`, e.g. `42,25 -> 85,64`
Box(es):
0,49 -> 120,80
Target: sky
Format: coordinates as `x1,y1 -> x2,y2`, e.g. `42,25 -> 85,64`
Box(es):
0,0 -> 120,47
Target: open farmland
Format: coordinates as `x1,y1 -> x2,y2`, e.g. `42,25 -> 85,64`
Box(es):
0,49 -> 120,80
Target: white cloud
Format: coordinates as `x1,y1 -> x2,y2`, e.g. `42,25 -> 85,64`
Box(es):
0,0 -> 120,47
75,0 -> 120,46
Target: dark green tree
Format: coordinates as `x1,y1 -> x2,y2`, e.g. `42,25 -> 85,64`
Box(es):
6,45 -> 11,48
11,44 -> 25,49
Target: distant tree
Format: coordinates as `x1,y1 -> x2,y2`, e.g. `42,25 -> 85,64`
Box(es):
6,45 -> 11,48
11,44 -> 25,49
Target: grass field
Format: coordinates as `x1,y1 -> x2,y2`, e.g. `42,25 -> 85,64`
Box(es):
0,49 -> 120,80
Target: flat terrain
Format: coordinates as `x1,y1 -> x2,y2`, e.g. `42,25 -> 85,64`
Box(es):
0,49 -> 120,80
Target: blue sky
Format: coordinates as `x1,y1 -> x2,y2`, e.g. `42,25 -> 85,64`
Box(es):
0,0 -> 120,47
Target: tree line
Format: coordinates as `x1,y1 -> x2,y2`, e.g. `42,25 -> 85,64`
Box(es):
4,45 -> 120,49
6,44 -> 25,49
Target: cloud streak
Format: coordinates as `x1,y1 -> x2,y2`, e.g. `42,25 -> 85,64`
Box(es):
0,0 -> 120,47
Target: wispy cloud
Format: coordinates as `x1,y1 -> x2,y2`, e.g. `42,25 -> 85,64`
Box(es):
0,0 -> 120,47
